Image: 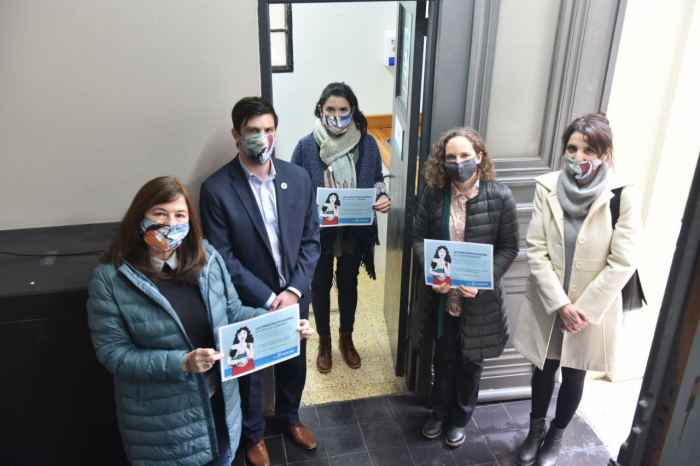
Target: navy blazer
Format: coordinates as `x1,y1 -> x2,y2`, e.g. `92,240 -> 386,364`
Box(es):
200,157 -> 321,311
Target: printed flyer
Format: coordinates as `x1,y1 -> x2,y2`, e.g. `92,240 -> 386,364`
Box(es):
316,188 -> 376,227
423,239 -> 494,289
219,304 -> 300,381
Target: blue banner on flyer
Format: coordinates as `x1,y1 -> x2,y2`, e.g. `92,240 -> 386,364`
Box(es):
423,239 -> 494,290
218,305 -> 300,381
317,188 -> 376,227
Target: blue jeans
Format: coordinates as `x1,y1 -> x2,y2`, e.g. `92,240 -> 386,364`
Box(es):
204,388 -> 231,466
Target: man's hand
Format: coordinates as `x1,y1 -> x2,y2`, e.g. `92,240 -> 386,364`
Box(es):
269,290 -> 300,311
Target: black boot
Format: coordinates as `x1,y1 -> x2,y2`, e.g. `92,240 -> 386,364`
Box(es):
422,416 -> 443,439
445,425 -> 468,447
535,424 -> 566,466
516,415 -> 547,466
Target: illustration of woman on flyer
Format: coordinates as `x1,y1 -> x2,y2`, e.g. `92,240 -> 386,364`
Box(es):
227,326 -> 255,376
321,192 -> 341,226
430,246 -> 452,287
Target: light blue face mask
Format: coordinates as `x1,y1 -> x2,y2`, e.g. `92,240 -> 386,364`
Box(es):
321,113 -> 354,136
239,133 -> 275,164
564,155 -> 603,181
140,218 -> 190,252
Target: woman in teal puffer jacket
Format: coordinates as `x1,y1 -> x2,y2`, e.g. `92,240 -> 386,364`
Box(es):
87,176 -> 314,466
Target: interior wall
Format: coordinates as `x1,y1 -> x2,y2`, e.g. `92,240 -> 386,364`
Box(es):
606,0 -> 700,380
0,1 -> 260,231
271,2 -> 398,161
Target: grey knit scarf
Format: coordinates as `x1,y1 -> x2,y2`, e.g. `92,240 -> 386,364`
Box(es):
557,162 -> 610,291
313,119 -> 360,189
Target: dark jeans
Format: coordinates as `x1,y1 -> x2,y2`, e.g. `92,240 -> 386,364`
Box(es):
204,387 -> 231,466
531,358 -> 587,429
430,313 -> 484,427
238,311 -> 308,444
311,252 -> 362,335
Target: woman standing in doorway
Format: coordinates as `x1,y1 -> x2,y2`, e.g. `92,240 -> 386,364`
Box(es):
512,113 -> 643,466
411,127 -> 519,447
291,82 -> 391,373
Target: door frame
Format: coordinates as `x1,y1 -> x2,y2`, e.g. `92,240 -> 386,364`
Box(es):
257,0 -> 438,379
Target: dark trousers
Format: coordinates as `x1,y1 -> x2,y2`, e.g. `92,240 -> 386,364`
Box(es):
430,313 -> 484,427
204,387 -> 231,466
238,306 -> 308,444
311,252 -> 362,336
531,358 -> 587,429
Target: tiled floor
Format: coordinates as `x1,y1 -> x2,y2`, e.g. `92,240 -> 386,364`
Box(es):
303,272 -> 407,405
233,393 -> 612,466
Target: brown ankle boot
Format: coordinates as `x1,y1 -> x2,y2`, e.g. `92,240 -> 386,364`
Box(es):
316,334 -> 332,373
339,332 -> 361,369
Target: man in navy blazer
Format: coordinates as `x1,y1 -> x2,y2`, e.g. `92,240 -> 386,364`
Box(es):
200,97 -> 320,466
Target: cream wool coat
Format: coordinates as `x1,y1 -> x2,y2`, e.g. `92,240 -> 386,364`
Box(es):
512,170 -> 643,372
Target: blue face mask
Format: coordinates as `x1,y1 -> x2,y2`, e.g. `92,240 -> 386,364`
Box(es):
321,113 -> 354,136
239,133 -> 275,164
140,218 -> 190,252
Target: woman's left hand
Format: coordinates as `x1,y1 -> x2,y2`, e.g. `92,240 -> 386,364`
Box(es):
374,195 -> 391,213
298,319 -> 316,340
457,286 -> 479,298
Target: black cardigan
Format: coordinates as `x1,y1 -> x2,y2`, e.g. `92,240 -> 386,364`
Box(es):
410,180 -> 519,362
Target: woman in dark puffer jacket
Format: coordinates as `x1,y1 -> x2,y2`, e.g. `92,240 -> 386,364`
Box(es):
411,127 -> 519,448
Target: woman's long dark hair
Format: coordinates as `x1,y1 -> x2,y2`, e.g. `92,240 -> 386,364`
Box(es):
324,192 -> 341,206
314,82 -> 368,134
100,176 -> 206,284
433,246 -> 452,264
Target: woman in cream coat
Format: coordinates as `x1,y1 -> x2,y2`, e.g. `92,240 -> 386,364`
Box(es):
512,113 -> 643,466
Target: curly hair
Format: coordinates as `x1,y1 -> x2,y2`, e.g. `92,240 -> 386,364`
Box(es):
433,246 -> 452,264
424,126 -> 495,188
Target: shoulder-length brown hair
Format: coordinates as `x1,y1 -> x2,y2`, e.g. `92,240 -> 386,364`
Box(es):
424,126 -> 496,189
101,176 -> 206,284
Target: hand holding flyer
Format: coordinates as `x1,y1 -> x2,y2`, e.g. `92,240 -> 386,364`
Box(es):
219,304 -> 301,381
424,239 -> 494,289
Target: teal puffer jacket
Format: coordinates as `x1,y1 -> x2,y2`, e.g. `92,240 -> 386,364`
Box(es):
87,241 -> 267,466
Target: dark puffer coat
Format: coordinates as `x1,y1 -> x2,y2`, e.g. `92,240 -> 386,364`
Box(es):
410,180 -> 519,362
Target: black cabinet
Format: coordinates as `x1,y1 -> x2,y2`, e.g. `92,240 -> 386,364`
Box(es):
0,223 -> 128,465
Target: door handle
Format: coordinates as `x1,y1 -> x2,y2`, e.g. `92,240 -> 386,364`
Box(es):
384,174 -> 396,179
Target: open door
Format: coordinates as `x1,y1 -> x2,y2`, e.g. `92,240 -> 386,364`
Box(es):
384,1 -> 427,375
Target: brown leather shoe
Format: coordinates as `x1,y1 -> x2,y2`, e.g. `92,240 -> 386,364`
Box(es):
317,334 -> 332,373
339,332 -> 361,369
246,439 -> 270,466
280,422 -> 317,450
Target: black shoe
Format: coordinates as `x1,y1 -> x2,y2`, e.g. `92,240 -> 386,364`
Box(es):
445,425 -> 467,447
516,415 -> 547,466
422,416 -> 443,439
535,424 -> 566,466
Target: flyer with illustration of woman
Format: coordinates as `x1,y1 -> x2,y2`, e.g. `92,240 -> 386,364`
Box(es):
218,305 -> 301,381
423,239 -> 494,289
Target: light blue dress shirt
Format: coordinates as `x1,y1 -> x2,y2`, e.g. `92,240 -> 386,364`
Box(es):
238,157 -> 301,308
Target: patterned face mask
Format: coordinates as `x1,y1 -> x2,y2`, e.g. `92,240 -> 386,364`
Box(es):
140,218 -> 190,252
239,133 -> 275,164
564,155 -> 603,181
321,113 -> 354,136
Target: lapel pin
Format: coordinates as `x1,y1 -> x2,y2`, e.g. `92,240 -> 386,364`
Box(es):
281,183 -> 288,189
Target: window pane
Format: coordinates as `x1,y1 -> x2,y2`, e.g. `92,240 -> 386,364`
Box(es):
270,4 -> 287,30
485,1 -> 561,158
270,31 -> 288,68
